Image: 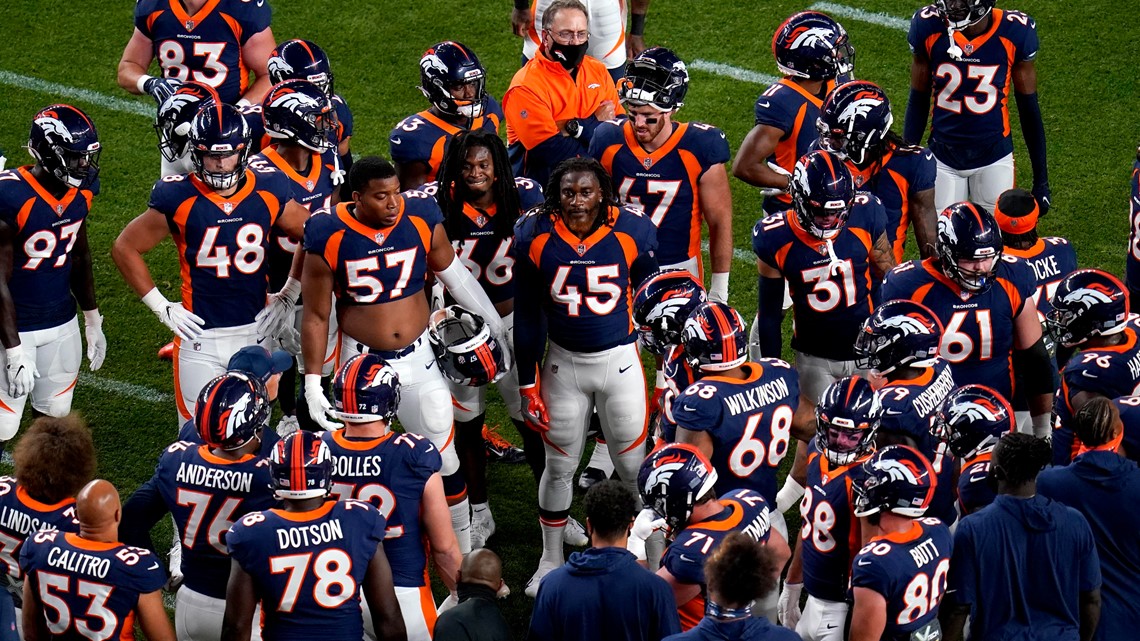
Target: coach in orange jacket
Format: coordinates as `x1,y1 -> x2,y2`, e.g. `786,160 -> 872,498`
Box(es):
505,0 -> 624,188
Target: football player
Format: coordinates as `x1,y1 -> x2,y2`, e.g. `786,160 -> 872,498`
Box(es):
301,156 -> 507,554
322,354 -> 461,641
154,81 -> 222,178
780,376 -> 879,641
633,444 -> 790,630
932,383 -> 1015,515
1128,146 -> 1140,313
0,106 -> 105,445
513,0 -> 648,81
222,432 -> 406,641
816,80 -> 937,261
120,372 -> 276,641
905,0 -> 1049,215
20,480 -> 174,641
880,202 -> 1053,436
391,42 -> 504,190
856,299 -> 959,525
1047,269 -> 1140,465
512,156 -> 658,596
733,11 -> 855,214
849,445 -> 952,641
113,103 -> 310,424
117,0 -> 275,106
425,129 -> 545,546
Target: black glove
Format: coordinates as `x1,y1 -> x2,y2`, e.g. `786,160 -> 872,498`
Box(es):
143,77 -> 183,105
1032,182 -> 1051,217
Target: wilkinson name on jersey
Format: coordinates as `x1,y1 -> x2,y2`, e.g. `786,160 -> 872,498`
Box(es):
278,519 -> 344,549
176,462 -> 254,493
724,378 -> 791,416
47,547 -> 110,578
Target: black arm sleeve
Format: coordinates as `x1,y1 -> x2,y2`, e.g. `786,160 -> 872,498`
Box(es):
118,473 -> 169,552
757,275 -> 785,359
630,252 -> 660,290
1015,336 -> 1054,396
513,256 -> 548,388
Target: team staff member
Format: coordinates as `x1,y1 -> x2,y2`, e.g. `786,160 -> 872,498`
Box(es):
512,0 -> 654,81
504,0 -> 624,188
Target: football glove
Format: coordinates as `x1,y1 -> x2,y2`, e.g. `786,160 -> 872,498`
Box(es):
83,309 -> 106,371
142,288 -> 204,341
304,374 -> 342,431
778,581 -> 803,629
1032,182 -> 1052,217
649,385 -> 666,416
626,508 -> 666,561
141,76 -> 183,105
256,277 -> 300,339
759,162 -> 793,197
4,346 -> 36,398
520,384 -> 549,432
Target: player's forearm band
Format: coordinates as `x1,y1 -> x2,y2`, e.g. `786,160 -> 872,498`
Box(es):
1015,337 -> 1054,396
630,13 -> 647,36
136,75 -> 154,94
903,88 -> 931,146
1014,91 -> 1048,185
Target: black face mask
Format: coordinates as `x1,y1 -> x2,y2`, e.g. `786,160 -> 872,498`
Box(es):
547,40 -> 589,70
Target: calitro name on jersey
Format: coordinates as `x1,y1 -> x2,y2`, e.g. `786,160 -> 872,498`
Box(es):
47,547 -> 111,578
277,519 -> 345,549
723,378 -> 792,416
332,455 -> 383,478
0,506 -> 58,538
176,463 -> 254,493
911,367 -> 956,418
909,537 -> 942,568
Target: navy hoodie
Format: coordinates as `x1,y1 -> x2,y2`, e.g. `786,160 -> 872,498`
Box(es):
528,547 -> 681,641
663,616 -> 800,641
1039,450 -> 1140,641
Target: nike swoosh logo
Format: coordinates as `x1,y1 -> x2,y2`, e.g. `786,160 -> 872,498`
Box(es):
679,554 -> 698,563
390,138 -> 402,145
756,100 -> 771,108
856,558 -> 872,566
925,153 -> 933,160
681,405 -> 698,412
1083,372 -> 1098,379
425,361 -> 435,370
618,364 -> 633,373
826,624 -> 838,629
148,562 -> 160,570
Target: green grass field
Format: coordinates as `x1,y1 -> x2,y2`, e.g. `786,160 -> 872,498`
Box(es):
0,0 -> 1138,635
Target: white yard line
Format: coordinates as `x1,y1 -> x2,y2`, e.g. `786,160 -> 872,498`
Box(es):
690,59 -> 779,86
809,2 -> 910,32
0,71 -> 153,118
78,372 -> 172,404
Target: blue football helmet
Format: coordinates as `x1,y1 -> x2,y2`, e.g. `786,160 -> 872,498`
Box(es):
419,41 -> 487,118
262,79 -> 336,152
681,302 -> 748,372
270,431 -> 333,500
937,0 -> 997,31
194,372 -> 269,451
817,80 -> 893,167
332,353 -> 401,423
791,150 -> 856,240
638,443 -> 719,537
428,305 -> 509,387
189,102 -> 252,191
932,384 -> 1014,459
853,444 -> 937,517
1046,269 -> 1130,348
936,202 -> 1003,292
854,300 -> 943,375
268,39 -> 335,97
634,269 -> 708,355
155,81 -> 218,163
816,376 -> 880,466
618,47 -> 689,112
27,104 -> 100,189
772,11 -> 855,81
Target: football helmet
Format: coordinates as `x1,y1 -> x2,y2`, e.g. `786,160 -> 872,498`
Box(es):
155,82 -> 219,163
935,202 -> 1003,292
194,372 -> 270,451
817,80 -> 892,167
27,104 -> 100,189
1046,269 -> 1130,348
189,102 -> 252,191
681,302 -> 748,372
937,0 -> 997,31
816,376 -> 880,466
268,39 -> 335,97
791,150 -> 856,240
428,305 -> 509,386
419,41 -> 487,118
854,300 -> 942,375
932,384 -> 1014,459
332,353 -> 400,423
270,431 -> 333,500
638,443 -> 719,536
772,11 -> 855,81
618,47 -> 689,112
634,269 -> 708,355
853,444 -> 936,517
262,79 -> 336,152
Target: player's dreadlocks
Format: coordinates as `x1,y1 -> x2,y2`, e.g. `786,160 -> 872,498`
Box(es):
992,432 -> 1052,488
1073,396 -> 1120,448
541,156 -> 620,228
705,532 -> 779,608
437,129 -> 521,242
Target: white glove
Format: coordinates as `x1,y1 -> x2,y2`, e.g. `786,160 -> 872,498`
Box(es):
277,325 -> 302,356
759,162 -> 793,197
436,592 -> 458,615
627,508 -> 666,561
142,288 -> 204,341
0,156 -> 7,171
256,277 -> 301,339
778,582 -> 803,629
5,346 -> 36,398
709,272 -> 730,304
305,373 -> 342,431
82,310 -> 106,371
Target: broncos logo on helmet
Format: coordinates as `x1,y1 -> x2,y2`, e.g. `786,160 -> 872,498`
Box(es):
33,116 -> 75,143
837,95 -> 884,125
420,53 -> 449,76
879,312 -> 937,336
267,57 -> 294,78
947,398 -> 1003,425
789,26 -> 836,49
268,89 -> 323,112
873,457 -> 924,485
1061,284 -> 1118,309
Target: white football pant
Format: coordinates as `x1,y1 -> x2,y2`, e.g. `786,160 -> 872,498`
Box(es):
794,351 -> 867,405
933,153 -> 1015,215
363,585 -> 435,641
0,317 -> 81,440
174,322 -> 261,423
795,595 -> 849,641
176,585 -> 262,641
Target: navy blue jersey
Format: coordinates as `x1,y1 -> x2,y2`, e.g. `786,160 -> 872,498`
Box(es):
134,0 -> 272,105
332,94 -> 353,145
590,120 -> 730,266
845,144 -> 937,262
1005,238 -> 1077,323
0,477 -> 78,581
148,168 -> 294,329
661,489 -> 773,630
177,418 -> 279,458
882,256 -> 1037,402
303,193 -> 443,305
1112,396 -> 1140,465
20,529 -> 165,641
1128,159 -> 1140,296
908,6 -> 1039,169
668,360 -> 799,503
948,494 -> 1100,641
754,78 -> 832,213
659,344 -> 697,443
851,518 -> 953,641
957,448 -> 997,515
800,449 -> 868,602
227,500 -> 386,641
877,359 -> 959,525
0,167 -> 94,331
321,429 -> 441,588
752,194 -> 888,361
664,617 -> 800,641
421,176 -> 544,304
389,98 -> 504,187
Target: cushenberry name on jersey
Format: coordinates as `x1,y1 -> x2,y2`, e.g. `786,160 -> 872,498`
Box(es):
47,547 -> 110,578
911,367 -> 957,418
723,378 -> 791,416
277,519 -> 344,549
175,462 -> 254,493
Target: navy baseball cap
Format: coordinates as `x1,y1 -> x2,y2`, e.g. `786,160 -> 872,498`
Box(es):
227,346 -> 292,382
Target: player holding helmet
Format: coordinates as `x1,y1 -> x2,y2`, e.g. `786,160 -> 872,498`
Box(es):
932,383 -> 1016,515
